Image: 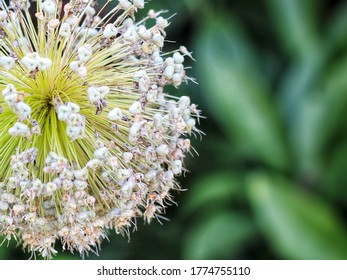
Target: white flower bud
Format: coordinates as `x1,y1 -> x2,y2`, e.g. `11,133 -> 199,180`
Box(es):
179,96 -> 191,109
153,54 -> 164,64
59,22 -> 71,37
78,44 -> 92,62
35,12 -> 44,20
165,170 -> 174,181
173,63 -> 183,74
129,101 -> 142,115
74,179 -> 88,190
129,122 -> 142,136
67,102 -> 80,113
133,0 -> 144,9
44,182 -> 57,196
172,160 -> 182,175
156,17 -> 169,29
156,144 -> 169,156
103,24 -> 118,38
152,34 -> 164,48
31,125 -> 41,135
65,15 -> 78,26
2,84 -> 17,96
147,87 -> 158,103
0,10 -> 8,21
0,215 -> 13,225
0,201 -> 9,211
165,57 -> 175,66
118,0 -> 132,10
139,77 -> 149,93
116,168 -> 132,180
172,73 -> 182,86
138,25 -> 151,40
77,66 -> 87,78
85,6 -> 96,16
67,113 -> 83,126
108,108 -> 123,121
121,180 -> 134,192
48,18 -> 60,29
99,86 -> 109,98
42,0 -> 57,15
0,56 -> 15,70
94,147 -> 109,160
57,105 -> 71,121
123,152 -> 133,163
173,52 -> 185,64
13,204 -> 25,215
66,125 -> 82,139
1,193 -> 16,203
87,86 -> 101,103
186,118 -> 196,130
9,122 -> 30,137
108,156 -> 118,168
74,168 -> 88,180
4,93 -> 18,108
44,152 -> 58,166
134,70 -> 147,82
153,113 -> 163,128
86,158 -> 101,169
145,170 -> 156,182
37,57 -> 52,70
69,61 -> 80,71
61,179 -> 73,190
21,53 -> 39,71
164,66 -> 174,79
8,177 -> 20,189
16,102 -> 32,119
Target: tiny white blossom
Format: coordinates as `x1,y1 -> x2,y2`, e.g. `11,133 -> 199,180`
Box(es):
42,0 -> 56,15
21,53 -> 39,71
108,108 -> 123,121
0,56 -> 15,71
129,101 -> 142,115
103,24 -> 118,38
78,44 -> 92,62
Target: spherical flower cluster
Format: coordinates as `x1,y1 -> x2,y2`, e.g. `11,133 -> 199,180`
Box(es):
0,0 -> 201,259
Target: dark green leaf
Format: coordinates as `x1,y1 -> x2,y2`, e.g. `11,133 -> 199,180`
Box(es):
183,172 -> 242,215
265,0 -> 320,59
247,173 -> 347,259
195,15 -> 288,169
183,213 -> 255,259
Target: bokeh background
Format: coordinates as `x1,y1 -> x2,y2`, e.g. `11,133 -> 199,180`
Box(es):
3,0 -> 347,259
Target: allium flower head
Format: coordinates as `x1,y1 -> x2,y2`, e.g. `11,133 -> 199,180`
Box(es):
0,0 -> 201,258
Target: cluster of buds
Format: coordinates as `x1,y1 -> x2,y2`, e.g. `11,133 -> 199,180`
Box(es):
2,84 -> 41,137
56,102 -> 86,140
0,0 -> 201,259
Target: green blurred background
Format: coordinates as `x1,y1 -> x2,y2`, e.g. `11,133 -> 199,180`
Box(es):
3,0 -> 347,259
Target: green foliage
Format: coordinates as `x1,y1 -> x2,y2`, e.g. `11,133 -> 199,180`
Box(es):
183,213 -> 255,259
2,0 -> 347,260
248,174 -> 347,259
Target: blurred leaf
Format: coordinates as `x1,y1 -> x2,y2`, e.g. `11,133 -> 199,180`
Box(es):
0,248 -> 9,259
265,0 -> 320,59
316,52 -> 347,147
195,14 -> 288,169
183,213 -> 255,259
247,173 -> 347,259
323,139 -> 347,205
281,51 -> 347,175
325,1 -> 347,55
183,172 -> 242,215
184,0 -> 206,13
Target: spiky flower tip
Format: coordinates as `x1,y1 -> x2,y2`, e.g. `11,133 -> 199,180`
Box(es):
0,0 -> 201,259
